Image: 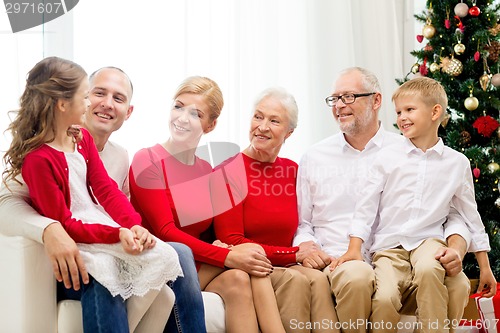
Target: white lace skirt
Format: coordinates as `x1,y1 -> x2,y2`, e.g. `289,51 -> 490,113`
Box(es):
78,239 -> 183,300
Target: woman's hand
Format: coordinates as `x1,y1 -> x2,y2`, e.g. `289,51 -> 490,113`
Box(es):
224,243 -> 273,277
212,239 -> 232,249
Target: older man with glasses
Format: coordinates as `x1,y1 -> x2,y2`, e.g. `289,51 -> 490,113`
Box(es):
293,67 -> 471,333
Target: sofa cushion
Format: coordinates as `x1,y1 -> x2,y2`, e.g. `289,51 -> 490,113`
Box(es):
57,291 -> 226,333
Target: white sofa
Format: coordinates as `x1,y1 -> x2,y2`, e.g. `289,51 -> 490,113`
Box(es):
0,233 -> 226,333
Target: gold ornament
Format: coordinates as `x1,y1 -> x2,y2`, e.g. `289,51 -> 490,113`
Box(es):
454,43 -> 466,55
492,73 -> 500,87
490,23 -> 500,36
479,72 -> 492,91
411,63 -> 420,74
423,24 -> 436,39
487,162 -> 500,173
441,57 -> 463,76
430,62 -> 440,73
464,95 -> 479,110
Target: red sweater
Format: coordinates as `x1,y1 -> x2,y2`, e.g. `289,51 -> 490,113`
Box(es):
212,153 -> 300,266
21,129 -> 141,243
129,144 -> 229,268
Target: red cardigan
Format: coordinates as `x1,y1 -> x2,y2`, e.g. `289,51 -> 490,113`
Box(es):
129,144 -> 229,268
212,153 -> 300,267
21,129 -> 141,243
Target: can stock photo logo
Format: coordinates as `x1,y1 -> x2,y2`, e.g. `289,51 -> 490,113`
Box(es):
4,0 -> 79,33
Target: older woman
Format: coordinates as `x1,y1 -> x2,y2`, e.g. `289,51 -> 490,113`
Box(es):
129,76 -> 290,333
212,88 -> 340,333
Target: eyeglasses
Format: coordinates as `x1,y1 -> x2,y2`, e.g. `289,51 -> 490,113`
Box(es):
325,92 -> 376,107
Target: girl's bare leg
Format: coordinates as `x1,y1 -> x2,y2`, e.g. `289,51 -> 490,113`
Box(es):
199,264 -> 259,333
251,275 -> 286,333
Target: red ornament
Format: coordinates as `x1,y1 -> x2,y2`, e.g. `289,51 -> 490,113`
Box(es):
472,115 -> 500,137
455,15 -> 465,33
416,35 -> 424,43
469,6 -> 480,17
445,19 -> 451,29
473,167 -> 481,179
420,58 -> 428,76
474,51 -> 481,62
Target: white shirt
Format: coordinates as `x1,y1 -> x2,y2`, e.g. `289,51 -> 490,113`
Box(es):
293,125 -> 472,260
350,137 -> 489,253
0,140 -> 128,243
293,125 -> 403,259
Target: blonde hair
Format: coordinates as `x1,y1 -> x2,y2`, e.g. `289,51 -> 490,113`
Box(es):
174,76 -> 224,121
392,77 -> 448,120
3,57 -> 87,184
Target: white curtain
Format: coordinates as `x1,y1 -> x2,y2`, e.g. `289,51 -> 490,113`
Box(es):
0,0 -> 417,164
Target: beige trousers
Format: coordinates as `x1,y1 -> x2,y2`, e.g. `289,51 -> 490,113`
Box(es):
324,260 -> 376,333
371,239 -> 470,333
271,266 -> 339,333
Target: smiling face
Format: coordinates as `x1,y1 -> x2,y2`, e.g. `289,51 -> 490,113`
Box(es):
330,70 -> 379,137
169,93 -> 215,147
84,68 -> 133,138
248,96 -> 293,157
394,94 -> 442,145
66,78 -> 90,126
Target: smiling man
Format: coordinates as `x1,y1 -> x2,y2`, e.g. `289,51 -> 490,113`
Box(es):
0,66 -> 206,333
293,67 -> 471,333
84,67 -> 134,196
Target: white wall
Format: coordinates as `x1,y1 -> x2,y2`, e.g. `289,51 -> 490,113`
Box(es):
0,0 -> 421,166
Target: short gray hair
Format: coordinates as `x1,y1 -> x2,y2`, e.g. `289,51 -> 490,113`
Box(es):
253,87 -> 298,129
338,67 -> 381,93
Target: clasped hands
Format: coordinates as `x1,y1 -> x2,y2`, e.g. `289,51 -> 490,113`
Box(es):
119,225 -> 156,255
214,240 -> 274,277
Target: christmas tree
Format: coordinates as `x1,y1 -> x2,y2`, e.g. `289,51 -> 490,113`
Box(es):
400,0 -> 500,279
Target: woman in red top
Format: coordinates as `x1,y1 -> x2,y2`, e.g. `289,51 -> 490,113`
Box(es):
129,76 -> 283,333
212,87 -> 340,333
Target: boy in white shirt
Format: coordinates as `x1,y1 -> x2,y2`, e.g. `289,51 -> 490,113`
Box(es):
334,77 -> 496,333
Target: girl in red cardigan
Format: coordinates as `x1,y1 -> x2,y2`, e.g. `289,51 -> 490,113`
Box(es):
2,57 -> 181,333
129,76 -> 287,333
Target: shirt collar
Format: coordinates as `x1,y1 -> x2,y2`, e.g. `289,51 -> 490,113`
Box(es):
403,137 -> 444,155
339,121 -> 386,152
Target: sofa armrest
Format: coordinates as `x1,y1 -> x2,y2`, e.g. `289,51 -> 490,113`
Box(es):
0,233 -> 57,333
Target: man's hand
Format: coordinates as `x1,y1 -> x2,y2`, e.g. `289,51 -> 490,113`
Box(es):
225,243 -> 273,277
296,241 -> 331,269
434,247 -> 463,277
436,234 -> 467,276
42,222 -> 88,290
295,241 -> 320,262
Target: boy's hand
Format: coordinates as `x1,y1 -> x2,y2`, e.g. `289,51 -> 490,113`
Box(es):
477,268 -> 497,298
329,249 -> 363,271
130,225 -> 155,251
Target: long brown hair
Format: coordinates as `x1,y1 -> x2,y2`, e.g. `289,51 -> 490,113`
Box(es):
3,56 -> 87,184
